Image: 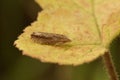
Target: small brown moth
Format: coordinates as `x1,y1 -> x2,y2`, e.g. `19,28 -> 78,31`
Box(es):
31,32 -> 71,45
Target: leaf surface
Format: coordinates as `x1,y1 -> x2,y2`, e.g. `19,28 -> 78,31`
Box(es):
15,0 -> 120,65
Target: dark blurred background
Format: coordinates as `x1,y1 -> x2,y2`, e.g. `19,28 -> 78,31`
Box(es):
0,0 -> 120,80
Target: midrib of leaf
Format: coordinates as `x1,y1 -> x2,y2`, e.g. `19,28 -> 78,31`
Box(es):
91,0 -> 102,44
72,0 -> 102,45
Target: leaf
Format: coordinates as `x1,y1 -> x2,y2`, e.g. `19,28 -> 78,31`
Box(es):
14,0 -> 120,66
94,0 -> 120,46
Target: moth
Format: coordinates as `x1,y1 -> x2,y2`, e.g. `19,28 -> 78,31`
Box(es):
31,32 -> 71,45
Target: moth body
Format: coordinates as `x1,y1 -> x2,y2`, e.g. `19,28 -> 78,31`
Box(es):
31,32 -> 71,45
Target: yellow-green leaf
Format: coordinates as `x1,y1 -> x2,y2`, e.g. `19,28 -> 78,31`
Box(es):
14,0 -> 120,66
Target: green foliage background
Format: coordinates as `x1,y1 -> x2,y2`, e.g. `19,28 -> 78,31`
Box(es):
0,0 -> 120,80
